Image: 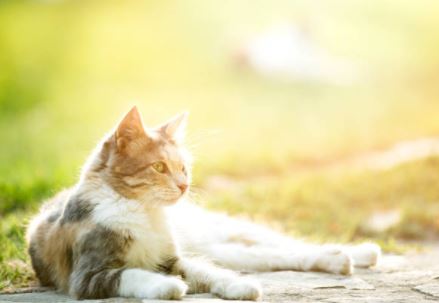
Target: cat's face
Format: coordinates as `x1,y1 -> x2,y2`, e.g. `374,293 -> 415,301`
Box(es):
99,107 -> 191,206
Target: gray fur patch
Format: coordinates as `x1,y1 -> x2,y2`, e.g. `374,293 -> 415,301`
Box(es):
70,225 -> 132,299
28,242 -> 54,287
47,210 -> 61,223
61,196 -> 94,224
156,256 -> 179,274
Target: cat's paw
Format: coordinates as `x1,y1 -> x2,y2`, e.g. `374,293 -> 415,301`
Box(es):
147,277 -> 188,300
349,243 -> 381,268
314,246 -> 354,275
213,278 -> 262,301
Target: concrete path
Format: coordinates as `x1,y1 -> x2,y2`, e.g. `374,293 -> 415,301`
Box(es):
1,248 -> 438,303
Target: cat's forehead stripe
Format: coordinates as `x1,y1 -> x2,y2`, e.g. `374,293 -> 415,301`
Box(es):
163,145 -> 182,163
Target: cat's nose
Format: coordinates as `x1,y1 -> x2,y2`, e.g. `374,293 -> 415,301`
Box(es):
177,183 -> 188,194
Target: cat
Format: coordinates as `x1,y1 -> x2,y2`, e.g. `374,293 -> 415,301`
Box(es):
26,106 -> 380,301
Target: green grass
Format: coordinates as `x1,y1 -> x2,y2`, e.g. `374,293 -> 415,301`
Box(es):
1,0 -> 439,292
206,156 -> 439,242
0,213 -> 35,292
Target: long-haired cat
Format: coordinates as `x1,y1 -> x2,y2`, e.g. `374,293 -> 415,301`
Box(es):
26,107 -> 380,300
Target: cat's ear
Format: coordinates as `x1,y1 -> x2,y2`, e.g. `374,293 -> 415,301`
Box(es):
115,106 -> 146,151
158,112 -> 188,143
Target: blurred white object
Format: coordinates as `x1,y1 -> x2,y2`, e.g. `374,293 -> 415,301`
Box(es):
235,23 -> 358,85
363,210 -> 402,234
359,138 -> 439,170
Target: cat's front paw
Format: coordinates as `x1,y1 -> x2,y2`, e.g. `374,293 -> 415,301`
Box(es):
148,277 -> 188,300
314,246 -> 353,275
213,278 -> 262,301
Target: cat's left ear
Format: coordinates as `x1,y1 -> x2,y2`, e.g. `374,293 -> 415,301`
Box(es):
158,112 -> 188,143
115,106 -> 148,153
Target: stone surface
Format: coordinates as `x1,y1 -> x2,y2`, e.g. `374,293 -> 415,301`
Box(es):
414,281 -> 439,298
2,247 -> 439,303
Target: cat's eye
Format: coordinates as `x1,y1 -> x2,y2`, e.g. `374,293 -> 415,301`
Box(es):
152,161 -> 167,173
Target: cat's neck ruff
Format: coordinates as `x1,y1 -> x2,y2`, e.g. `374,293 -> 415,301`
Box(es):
77,177 -> 170,239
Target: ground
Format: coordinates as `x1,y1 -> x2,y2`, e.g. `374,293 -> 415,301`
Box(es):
1,246 -> 439,303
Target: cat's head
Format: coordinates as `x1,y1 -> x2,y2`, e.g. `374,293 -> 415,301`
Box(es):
89,106 -> 191,206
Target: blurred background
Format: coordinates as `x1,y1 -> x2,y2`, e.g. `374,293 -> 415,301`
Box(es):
1,0 -> 439,291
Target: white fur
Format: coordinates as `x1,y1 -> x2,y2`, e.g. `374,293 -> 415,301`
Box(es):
119,268 -> 187,299
213,279 -> 262,301
85,182 -> 262,300
77,175 -> 377,301
309,246 -> 353,275
169,201 -> 379,275
88,182 -> 175,270
178,258 -> 262,300
347,243 -> 381,268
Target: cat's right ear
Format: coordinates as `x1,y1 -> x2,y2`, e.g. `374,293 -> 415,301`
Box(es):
115,106 -> 145,152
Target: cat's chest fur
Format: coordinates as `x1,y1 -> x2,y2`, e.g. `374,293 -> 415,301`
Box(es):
91,192 -> 176,271
123,211 -> 176,270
